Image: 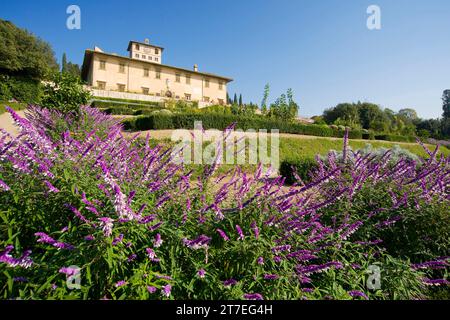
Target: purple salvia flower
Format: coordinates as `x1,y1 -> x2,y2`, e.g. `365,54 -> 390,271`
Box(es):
0,245 -> 33,269
112,184 -> 135,220
0,179 -> 10,191
147,286 -> 157,293
223,279 -> 238,287
59,266 -> 79,276
44,180 -> 59,193
34,232 -> 74,250
251,221 -> 259,239
13,277 -> 28,282
257,257 -> 264,265
216,229 -> 229,241
236,225 -> 244,240
146,248 -> 160,262
272,245 -> 291,254
243,293 -> 264,300
153,233 -> 163,248
98,217 -> 114,237
348,290 -> 369,300
161,284 -> 172,298
112,234 -> 124,246
115,280 -> 127,288
263,274 -> 279,280
183,235 -> 211,250
422,278 -> 450,286
197,269 -> 206,278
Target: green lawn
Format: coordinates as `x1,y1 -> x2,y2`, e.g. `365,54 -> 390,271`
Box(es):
279,136 -> 448,160
142,135 -> 448,178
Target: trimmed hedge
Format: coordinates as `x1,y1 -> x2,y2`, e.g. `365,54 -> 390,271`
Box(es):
91,100 -> 163,110
279,158 -> 318,185
126,113 -> 343,137
375,134 -> 416,143
122,113 -> 416,143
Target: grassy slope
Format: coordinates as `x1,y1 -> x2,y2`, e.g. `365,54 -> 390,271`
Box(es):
144,136 -> 448,178
280,136 -> 449,160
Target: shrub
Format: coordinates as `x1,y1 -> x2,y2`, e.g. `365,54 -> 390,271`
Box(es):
362,131 -> 375,140
375,134 -> 416,143
41,72 -> 91,115
0,75 -> 41,103
103,106 -> 134,115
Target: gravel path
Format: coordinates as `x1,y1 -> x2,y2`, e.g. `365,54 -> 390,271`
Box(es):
0,110 -> 24,136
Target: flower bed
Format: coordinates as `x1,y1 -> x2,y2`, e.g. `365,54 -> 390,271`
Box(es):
0,107 -> 448,300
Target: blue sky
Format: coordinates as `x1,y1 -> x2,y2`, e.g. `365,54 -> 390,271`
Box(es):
1,0 -> 449,119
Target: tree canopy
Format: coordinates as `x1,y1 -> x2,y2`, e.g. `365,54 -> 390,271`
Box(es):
0,19 -> 59,80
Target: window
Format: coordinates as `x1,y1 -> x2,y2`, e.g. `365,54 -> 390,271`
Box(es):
148,56 -> 152,61
96,81 -> 106,90
156,92 -> 161,97
155,57 -> 159,62
155,48 -> 159,54
219,81 -> 223,90
185,93 -> 191,101
143,68 -> 149,77
117,84 -> 125,92
155,70 -> 161,79
135,53 -> 139,58
119,63 -> 125,73
204,79 -> 210,88
203,96 -> 210,102
218,99 -> 224,105
175,74 -> 181,83
135,44 -> 140,50
185,74 -> 191,84
142,87 -> 149,95
142,55 -> 146,59
175,95 -> 180,99
99,60 -> 106,70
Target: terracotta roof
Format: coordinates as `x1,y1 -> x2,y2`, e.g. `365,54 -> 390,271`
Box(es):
81,49 -> 233,82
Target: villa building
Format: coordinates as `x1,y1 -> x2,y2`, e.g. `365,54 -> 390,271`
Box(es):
81,39 -> 233,106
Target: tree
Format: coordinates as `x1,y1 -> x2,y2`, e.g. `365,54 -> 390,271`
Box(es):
398,108 -> 418,122
0,19 -> 58,79
62,53 -> 68,73
323,103 -> 360,127
61,52 -> 81,78
41,72 -> 91,115
261,83 -> 269,115
238,94 -> 242,107
287,88 -> 299,118
443,90 -> 450,119
233,93 -> 237,105
226,92 -> 230,105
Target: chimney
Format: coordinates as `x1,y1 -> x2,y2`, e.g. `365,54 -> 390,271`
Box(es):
144,38 -> 150,44
193,64 -> 198,72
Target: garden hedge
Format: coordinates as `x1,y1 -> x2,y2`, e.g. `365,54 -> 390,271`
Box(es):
121,113 -> 418,143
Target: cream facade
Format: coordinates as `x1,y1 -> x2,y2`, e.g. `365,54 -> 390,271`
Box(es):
81,39 -> 232,106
